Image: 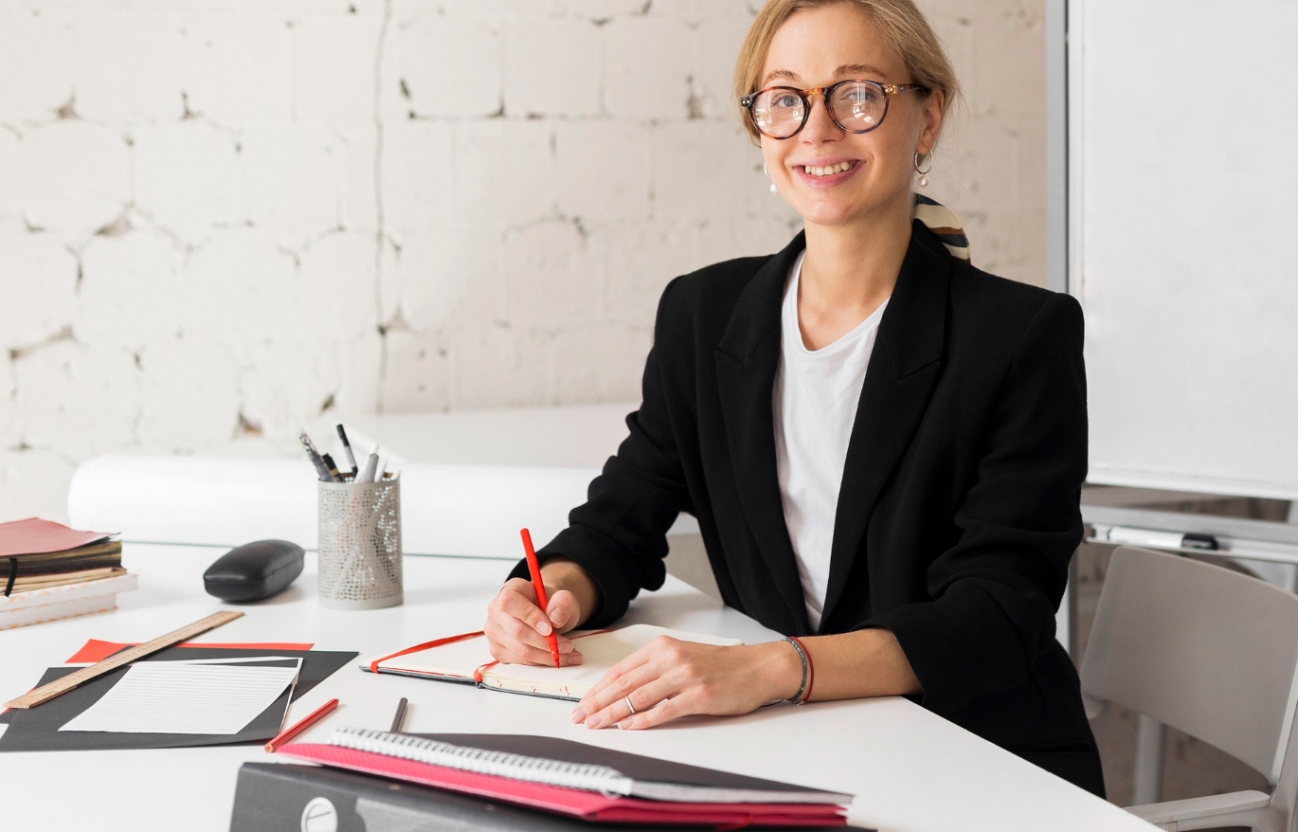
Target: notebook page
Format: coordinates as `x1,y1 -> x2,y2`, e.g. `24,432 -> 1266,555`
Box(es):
483,626 -> 741,697
59,658 -> 300,735
374,625 -> 741,698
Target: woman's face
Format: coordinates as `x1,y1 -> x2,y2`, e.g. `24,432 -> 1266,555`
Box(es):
758,3 -> 944,229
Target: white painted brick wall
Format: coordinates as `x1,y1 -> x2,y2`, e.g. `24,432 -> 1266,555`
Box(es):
0,0 -> 1048,523
134,123 -> 242,231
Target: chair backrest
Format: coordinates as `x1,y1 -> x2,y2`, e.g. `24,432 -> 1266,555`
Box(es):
1081,546 -> 1298,783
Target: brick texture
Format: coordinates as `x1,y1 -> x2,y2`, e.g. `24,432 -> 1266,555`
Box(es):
0,0 -> 1048,522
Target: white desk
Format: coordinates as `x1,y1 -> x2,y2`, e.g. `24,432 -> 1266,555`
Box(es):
0,544 -> 1152,831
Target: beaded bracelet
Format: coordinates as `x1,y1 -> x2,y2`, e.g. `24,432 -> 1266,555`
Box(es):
784,636 -> 810,704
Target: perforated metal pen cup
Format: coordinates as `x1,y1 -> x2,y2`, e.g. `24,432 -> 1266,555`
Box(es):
317,479 -> 403,610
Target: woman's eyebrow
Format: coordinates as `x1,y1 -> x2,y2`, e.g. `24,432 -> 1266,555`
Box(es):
762,68 -> 800,86
760,63 -> 889,88
835,63 -> 887,78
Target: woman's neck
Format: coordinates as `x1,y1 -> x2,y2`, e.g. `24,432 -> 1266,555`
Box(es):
796,195 -> 913,350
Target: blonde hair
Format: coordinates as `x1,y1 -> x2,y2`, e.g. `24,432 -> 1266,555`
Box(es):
733,0 -> 961,147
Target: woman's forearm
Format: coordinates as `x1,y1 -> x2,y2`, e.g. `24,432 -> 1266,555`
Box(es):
800,628 -> 922,700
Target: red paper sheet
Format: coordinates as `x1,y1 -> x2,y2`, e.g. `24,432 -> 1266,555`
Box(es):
278,744 -> 846,827
65,639 -> 315,664
0,518 -> 114,558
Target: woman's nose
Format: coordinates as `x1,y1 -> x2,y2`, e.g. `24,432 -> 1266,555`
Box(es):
800,94 -> 843,143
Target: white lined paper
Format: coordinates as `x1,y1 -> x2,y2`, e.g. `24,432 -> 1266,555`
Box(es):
59,659 -> 301,735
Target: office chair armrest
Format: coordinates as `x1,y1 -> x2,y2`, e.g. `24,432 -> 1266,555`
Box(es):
1126,789 -> 1270,831
1081,691 -> 1106,720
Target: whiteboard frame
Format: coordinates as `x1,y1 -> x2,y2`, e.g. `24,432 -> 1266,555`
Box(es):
1045,0 -> 1068,295
1064,0 -> 1083,303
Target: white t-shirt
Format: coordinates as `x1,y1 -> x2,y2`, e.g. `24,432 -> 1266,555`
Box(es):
773,251 -> 890,631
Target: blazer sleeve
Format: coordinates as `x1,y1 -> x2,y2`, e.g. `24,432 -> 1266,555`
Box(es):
860,293 -> 1088,716
506,278 -> 693,628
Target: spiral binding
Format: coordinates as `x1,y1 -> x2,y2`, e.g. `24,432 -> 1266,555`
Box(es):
332,726 -> 636,797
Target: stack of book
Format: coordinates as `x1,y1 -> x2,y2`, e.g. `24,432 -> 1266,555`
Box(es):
0,518 -> 136,630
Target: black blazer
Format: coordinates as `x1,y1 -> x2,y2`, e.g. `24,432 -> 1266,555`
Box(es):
511,222 -> 1098,778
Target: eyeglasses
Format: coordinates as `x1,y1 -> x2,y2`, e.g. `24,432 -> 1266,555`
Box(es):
740,79 -> 928,140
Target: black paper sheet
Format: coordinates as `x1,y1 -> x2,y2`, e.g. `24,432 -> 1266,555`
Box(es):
0,646 -> 356,752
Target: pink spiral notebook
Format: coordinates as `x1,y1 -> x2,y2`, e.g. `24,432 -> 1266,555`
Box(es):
276,729 -> 850,828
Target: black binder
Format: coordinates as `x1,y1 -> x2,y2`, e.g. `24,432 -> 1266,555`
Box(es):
232,762 -> 616,831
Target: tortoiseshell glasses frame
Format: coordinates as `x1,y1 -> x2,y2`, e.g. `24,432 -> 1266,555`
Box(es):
740,79 -> 929,140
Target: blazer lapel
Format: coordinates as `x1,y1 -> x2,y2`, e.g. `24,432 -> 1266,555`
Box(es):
819,224 -> 952,629
714,233 -> 811,634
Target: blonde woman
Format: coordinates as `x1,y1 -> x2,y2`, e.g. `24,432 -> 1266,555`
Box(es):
485,0 -> 1102,796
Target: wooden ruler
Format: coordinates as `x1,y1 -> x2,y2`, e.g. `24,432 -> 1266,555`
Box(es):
3,609 -> 245,709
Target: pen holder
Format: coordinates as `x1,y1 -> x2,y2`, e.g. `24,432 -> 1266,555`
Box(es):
317,479 -> 403,610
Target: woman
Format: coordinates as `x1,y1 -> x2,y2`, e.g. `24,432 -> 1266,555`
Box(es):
484,0 -> 1102,797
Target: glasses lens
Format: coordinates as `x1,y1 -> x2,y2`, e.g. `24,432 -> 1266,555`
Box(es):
830,82 -> 886,133
751,89 -> 805,139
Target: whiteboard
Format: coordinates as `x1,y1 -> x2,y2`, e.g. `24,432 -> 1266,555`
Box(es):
1070,0 -> 1298,500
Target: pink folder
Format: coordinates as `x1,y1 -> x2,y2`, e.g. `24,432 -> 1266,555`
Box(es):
277,743 -> 847,827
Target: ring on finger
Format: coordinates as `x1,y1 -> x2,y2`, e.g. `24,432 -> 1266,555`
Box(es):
624,695 -> 636,715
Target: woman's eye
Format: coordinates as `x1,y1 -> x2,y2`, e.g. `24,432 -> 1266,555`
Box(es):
772,94 -> 801,109
849,88 -> 879,105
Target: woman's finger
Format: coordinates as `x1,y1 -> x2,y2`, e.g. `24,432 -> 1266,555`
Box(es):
617,689 -> 694,731
485,582 -> 581,666
574,645 -> 660,716
490,580 -> 576,648
544,588 -> 582,633
581,636 -> 683,702
573,652 -> 673,725
583,676 -> 679,730
486,621 -> 583,666
494,579 -> 555,636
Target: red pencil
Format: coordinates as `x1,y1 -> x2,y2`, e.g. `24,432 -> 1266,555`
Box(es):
520,528 -> 560,668
264,697 -> 339,753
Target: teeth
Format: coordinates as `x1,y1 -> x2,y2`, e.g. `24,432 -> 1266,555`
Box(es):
804,161 -> 853,177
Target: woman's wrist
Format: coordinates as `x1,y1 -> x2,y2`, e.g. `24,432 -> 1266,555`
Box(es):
756,639 -> 806,702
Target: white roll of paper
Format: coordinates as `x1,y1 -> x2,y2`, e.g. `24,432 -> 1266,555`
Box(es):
68,455 -> 613,558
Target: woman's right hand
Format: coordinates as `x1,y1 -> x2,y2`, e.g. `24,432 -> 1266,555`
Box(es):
484,558 -> 600,666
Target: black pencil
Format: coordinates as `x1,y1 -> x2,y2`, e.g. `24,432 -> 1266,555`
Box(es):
390,697 -> 408,733
336,424 -> 360,479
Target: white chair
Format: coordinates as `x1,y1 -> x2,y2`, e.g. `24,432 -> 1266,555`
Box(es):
1081,546 -> 1298,831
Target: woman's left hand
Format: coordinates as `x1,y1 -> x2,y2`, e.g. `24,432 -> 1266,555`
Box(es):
570,637 -> 802,730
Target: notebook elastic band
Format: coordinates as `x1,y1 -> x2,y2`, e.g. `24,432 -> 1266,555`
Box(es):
368,630 -> 484,674
4,557 -> 16,597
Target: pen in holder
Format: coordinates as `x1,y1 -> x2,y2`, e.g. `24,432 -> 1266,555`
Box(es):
317,477 -> 403,610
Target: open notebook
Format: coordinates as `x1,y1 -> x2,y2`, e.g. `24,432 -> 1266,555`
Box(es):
363,624 -> 742,701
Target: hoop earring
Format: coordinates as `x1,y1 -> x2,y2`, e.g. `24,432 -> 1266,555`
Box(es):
764,164 -> 777,195
913,151 -> 933,188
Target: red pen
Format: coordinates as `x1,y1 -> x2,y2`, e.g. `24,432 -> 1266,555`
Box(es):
520,528 -> 561,668
265,697 -> 339,753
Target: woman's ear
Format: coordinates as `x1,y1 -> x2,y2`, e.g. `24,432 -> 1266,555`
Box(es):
916,89 -> 945,158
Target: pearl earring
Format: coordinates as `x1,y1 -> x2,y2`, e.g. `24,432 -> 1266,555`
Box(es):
765,164 -> 778,195
913,151 -> 933,188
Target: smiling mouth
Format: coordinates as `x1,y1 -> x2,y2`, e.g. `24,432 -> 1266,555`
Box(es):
798,161 -> 858,177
